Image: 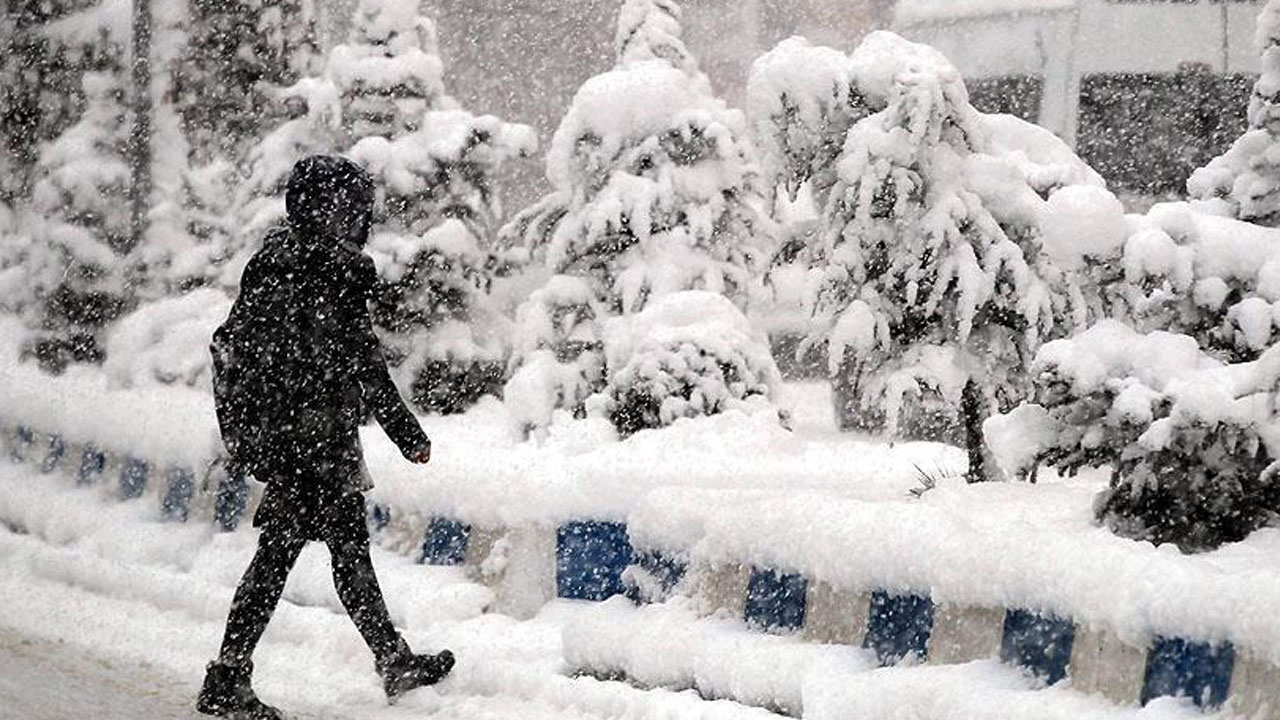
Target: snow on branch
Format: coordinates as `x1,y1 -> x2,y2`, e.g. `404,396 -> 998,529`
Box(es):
615,0 -> 698,75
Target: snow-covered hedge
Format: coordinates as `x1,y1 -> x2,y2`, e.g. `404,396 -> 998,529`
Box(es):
986,321 -> 1280,551
500,0 -> 778,437
602,292 -> 785,435
1116,202 -> 1280,363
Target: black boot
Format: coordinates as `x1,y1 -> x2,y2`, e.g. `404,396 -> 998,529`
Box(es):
197,661 -> 285,720
377,643 -> 455,701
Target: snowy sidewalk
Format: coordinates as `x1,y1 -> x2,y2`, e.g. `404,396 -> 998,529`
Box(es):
0,462 -> 774,720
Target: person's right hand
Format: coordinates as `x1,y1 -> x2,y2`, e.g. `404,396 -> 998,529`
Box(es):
410,447 -> 431,464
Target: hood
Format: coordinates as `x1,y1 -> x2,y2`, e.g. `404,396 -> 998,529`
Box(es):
285,154 -> 376,250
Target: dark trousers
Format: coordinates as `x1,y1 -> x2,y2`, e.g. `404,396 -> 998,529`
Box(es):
216,494 -> 402,668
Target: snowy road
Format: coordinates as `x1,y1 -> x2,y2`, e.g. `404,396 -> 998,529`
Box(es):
0,628 -> 205,720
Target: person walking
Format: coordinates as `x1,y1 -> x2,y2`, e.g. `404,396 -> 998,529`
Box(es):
199,155 -> 454,720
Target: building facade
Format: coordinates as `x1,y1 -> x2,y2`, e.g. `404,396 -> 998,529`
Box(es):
895,0 -> 1264,199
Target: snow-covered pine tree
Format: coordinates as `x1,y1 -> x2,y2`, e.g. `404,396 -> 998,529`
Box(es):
24,66 -> 134,371
178,0 -> 322,163
328,0 -> 446,141
747,36 -> 867,219
230,77 -> 344,279
504,0 -> 770,314
335,0 -> 536,414
1189,0 -> 1280,226
500,0 -> 780,436
802,32 -> 1114,476
502,274 -> 608,436
1,1 -> 136,211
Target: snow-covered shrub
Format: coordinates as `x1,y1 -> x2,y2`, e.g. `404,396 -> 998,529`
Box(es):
501,0 -> 775,435
102,288 -> 232,390
602,291 -> 785,436
23,68 -> 134,371
794,32 -> 1112,458
503,275 -> 607,437
178,0 -> 322,162
1189,0 -> 1280,226
336,0 -> 536,414
501,0 -> 773,315
365,219 -> 507,414
1113,202 -> 1280,364
985,321 -> 1280,551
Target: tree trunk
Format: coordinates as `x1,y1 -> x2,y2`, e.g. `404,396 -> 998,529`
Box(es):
130,0 -> 152,253
962,379 -> 987,483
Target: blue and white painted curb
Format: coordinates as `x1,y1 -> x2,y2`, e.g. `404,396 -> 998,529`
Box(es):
4,418 -> 1279,717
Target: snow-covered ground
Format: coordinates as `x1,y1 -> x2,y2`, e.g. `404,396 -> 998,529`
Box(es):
0,442 -> 1250,720
0,461 -> 781,720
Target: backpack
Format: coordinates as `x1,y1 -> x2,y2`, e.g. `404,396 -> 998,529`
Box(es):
210,251 -> 330,477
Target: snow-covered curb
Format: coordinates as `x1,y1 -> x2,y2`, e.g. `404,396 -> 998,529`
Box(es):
3,353 -> 1280,716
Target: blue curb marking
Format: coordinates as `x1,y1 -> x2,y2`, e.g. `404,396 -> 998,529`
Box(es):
625,549 -> 688,604
557,521 -> 633,601
1001,608 -> 1075,686
864,590 -> 934,666
162,467 -> 194,522
367,501 -> 391,536
40,434 -> 64,473
120,457 -> 148,500
420,517 -> 471,566
10,425 -> 34,463
77,445 -> 105,485
1141,636 -> 1235,709
744,567 -> 808,632
214,468 -> 247,532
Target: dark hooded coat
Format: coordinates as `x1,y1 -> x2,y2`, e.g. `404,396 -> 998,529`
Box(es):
212,156 -> 429,539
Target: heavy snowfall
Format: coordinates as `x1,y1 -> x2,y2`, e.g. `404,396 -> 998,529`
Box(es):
4,0 -> 1280,718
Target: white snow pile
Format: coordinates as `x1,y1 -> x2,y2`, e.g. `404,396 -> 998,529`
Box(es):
601,292 -> 786,434
102,288 -> 232,390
